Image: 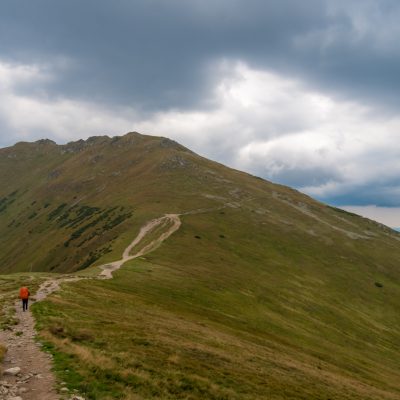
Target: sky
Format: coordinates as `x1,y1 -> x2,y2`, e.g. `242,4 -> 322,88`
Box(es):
1,0 -> 400,226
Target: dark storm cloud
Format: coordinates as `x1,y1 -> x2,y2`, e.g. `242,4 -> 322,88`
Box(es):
0,0 -> 316,109
2,0 -> 396,111
325,182 -> 400,207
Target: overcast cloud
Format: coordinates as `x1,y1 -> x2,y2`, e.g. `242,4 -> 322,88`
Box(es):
1,0 -> 400,225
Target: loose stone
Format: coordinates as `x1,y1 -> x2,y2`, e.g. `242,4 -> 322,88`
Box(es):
3,367 -> 21,376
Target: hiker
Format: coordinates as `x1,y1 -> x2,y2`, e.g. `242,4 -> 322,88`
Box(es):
19,286 -> 30,312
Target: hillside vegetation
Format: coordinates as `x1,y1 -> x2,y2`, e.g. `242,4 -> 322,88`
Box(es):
1,132 -> 400,399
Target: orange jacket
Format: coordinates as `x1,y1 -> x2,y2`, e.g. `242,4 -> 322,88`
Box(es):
19,287 -> 30,300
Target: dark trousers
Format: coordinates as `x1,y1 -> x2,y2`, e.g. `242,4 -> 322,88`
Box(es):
22,298 -> 29,311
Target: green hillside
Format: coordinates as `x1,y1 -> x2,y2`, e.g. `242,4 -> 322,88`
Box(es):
1,132 -> 400,399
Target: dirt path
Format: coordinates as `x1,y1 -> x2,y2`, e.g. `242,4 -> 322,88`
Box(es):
99,213 -> 181,279
0,301 -> 59,400
0,213 -> 182,400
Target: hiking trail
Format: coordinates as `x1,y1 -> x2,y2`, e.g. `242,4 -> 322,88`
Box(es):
0,213 -> 182,400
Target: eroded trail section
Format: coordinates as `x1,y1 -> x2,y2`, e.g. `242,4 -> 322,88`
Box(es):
0,213 -> 182,400
99,213 -> 181,279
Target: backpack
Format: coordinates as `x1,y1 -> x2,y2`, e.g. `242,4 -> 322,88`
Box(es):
19,287 -> 30,299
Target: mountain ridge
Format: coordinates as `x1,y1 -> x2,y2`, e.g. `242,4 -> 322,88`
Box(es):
0,131 -> 398,274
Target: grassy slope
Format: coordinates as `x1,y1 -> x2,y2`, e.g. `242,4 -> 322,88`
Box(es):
32,206 -> 400,399
0,134 -> 202,273
1,132 -> 400,398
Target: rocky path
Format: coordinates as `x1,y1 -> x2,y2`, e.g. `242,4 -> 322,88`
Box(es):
0,300 -> 60,400
0,213 -> 183,400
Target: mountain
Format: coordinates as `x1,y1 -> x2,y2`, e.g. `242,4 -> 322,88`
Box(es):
1,132 -> 400,399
